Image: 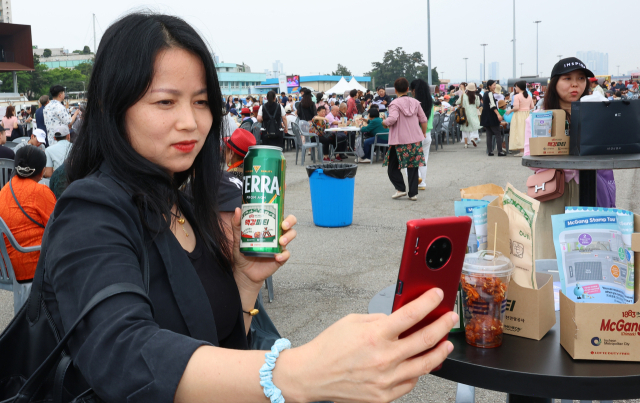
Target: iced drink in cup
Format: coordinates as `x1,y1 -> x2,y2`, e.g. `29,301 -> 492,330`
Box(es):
461,251 -> 514,348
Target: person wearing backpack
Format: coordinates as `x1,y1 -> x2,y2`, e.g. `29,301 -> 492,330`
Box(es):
257,90 -> 287,149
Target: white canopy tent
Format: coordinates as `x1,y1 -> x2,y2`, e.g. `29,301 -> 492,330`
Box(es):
348,77 -> 368,92
324,77 -> 351,95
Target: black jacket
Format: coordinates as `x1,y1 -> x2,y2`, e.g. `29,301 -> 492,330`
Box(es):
480,91 -> 500,127
40,163 -> 246,402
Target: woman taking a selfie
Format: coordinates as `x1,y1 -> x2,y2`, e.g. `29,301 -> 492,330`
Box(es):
33,13 -> 456,402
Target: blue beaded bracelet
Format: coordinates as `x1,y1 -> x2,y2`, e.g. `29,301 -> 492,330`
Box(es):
260,338 -> 292,403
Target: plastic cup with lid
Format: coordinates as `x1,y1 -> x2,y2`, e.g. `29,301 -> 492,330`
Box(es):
460,250 -> 514,348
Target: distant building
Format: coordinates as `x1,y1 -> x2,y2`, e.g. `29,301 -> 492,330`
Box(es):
216,62 -> 266,95
259,75 -> 371,93
0,0 -> 12,23
33,48 -> 94,69
489,62 -> 499,81
576,51 -> 608,76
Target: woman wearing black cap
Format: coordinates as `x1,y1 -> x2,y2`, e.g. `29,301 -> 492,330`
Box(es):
480,80 -> 505,156
524,57 -> 615,259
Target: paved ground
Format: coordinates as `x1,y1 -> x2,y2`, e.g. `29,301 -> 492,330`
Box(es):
2,137 -> 640,402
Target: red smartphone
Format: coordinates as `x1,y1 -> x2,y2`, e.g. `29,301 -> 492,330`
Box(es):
392,216 -> 472,342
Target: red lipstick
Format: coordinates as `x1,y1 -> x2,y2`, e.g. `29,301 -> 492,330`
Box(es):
172,140 -> 196,152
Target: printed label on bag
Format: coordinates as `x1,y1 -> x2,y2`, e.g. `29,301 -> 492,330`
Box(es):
240,204 -> 278,248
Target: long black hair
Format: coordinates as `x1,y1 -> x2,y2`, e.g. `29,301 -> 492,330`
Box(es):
466,89 -> 476,104
67,12 -> 231,269
515,80 -> 528,98
300,89 -> 313,109
409,78 -> 433,119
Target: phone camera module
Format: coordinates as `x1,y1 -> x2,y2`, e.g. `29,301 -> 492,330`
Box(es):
426,237 -> 452,270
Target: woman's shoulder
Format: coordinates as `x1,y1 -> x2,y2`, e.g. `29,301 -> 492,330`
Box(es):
58,168 -> 138,216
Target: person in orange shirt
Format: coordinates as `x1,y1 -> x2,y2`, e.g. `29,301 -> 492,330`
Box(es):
0,145 -> 56,281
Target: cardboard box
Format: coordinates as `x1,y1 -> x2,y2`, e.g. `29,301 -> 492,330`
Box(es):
504,273 -> 556,340
486,206 -> 556,340
560,213 -> 640,361
529,110 -> 570,156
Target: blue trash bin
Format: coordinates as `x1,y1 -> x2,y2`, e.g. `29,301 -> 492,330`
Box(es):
306,163 -> 357,227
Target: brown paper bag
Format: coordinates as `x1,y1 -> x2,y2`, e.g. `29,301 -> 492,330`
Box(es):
460,183 -> 505,206
502,183 -> 540,289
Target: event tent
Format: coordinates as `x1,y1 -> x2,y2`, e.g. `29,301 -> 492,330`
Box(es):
348,77 -> 368,92
324,77 -> 351,95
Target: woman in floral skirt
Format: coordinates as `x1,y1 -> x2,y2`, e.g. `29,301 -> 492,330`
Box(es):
382,77 -> 428,201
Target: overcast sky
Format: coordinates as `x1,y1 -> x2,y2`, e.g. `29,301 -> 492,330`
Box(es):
15,0 -> 640,82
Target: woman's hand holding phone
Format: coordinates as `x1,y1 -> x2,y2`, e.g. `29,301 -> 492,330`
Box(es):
275,288 -> 457,403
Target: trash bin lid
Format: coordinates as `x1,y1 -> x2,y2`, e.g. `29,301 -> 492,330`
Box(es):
306,163 -> 357,179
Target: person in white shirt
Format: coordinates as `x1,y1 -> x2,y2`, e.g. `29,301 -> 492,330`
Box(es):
43,125 -> 73,178
589,78 -> 605,97
13,128 -> 46,154
284,105 -> 295,132
43,85 -> 79,146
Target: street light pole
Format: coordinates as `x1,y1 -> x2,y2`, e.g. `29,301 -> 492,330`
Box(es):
427,0 -> 432,87
463,58 -> 468,82
513,0 -> 516,79
617,65 -> 620,76
534,21 -> 541,76
480,44 -> 488,81
520,63 -> 524,77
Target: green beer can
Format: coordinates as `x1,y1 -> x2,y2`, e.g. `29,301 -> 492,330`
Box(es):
240,145 -> 286,257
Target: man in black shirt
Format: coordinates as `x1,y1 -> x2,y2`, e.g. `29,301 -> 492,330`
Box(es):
0,129 -> 15,159
373,87 -> 391,112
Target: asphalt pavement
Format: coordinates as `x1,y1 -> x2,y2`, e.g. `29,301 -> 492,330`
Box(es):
2,137 -> 640,402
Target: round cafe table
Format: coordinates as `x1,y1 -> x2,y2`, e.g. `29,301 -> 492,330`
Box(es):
369,285 -> 640,402
522,154 -> 640,207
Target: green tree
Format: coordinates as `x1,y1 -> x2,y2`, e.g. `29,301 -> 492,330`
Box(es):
366,47 -> 439,88
75,62 -> 93,78
43,48 -> 52,58
83,46 -> 91,54
0,55 -> 91,100
331,64 -> 352,76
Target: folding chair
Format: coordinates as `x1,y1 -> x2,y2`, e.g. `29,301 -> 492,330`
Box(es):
370,132 -> 390,164
291,122 -> 319,165
0,217 -> 41,315
0,158 -> 14,189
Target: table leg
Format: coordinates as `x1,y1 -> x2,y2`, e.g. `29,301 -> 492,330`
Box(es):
506,394 -> 551,403
454,383 -> 475,403
578,170 -> 597,207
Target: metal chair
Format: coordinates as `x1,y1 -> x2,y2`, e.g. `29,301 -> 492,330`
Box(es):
11,137 -> 29,144
370,132 -> 390,164
431,113 -> 443,150
265,277 -> 274,303
0,158 -> 14,189
0,216 -> 41,315
3,142 -> 17,149
290,122 -> 319,165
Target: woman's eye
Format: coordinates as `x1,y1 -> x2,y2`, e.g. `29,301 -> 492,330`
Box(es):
157,100 -> 174,106
195,100 -> 209,106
